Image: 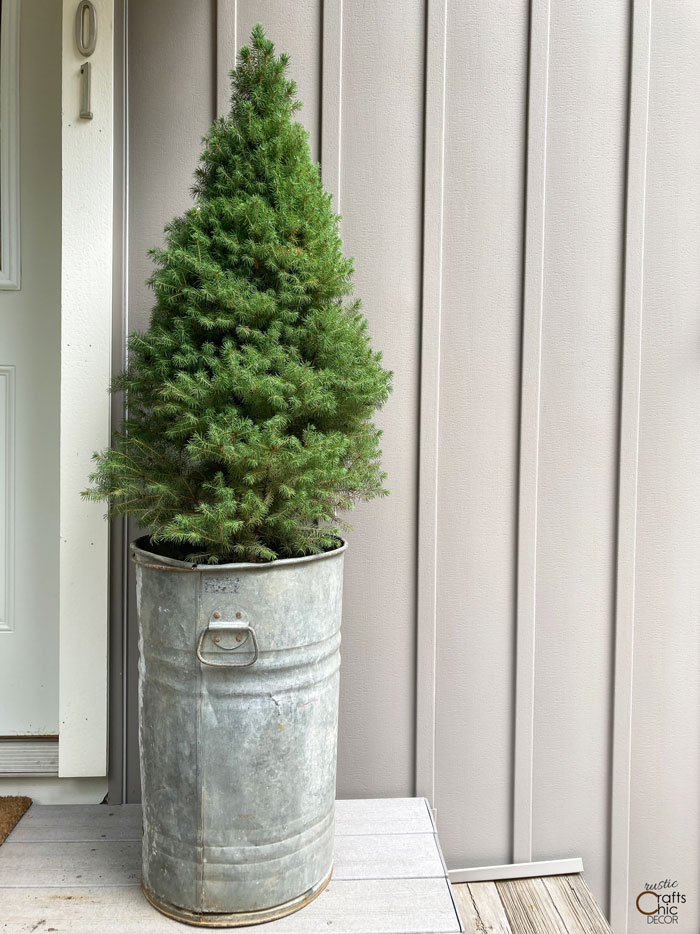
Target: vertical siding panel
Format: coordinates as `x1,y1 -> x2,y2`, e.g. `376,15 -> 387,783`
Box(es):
415,0 -> 447,808
531,0 -> 629,908
628,3 -> 700,931
435,0 -> 528,866
336,0 -> 424,798
610,0 -> 651,928
514,0 -> 551,865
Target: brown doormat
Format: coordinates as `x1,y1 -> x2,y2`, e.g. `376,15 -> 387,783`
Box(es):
0,796 -> 32,845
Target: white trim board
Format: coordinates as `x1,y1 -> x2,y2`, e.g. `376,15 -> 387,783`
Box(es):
609,0 -> 652,931
449,858 -> 584,885
0,0 -> 21,289
414,0 -> 447,808
513,0 -> 552,865
58,0 -> 113,777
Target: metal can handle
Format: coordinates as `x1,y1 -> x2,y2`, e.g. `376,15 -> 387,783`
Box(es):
196,619 -> 259,668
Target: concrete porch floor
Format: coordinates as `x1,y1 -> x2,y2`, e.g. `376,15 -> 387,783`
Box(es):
0,798 -> 462,933
0,799 -> 612,933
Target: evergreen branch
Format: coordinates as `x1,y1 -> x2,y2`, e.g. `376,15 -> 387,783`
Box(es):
84,24 -> 392,564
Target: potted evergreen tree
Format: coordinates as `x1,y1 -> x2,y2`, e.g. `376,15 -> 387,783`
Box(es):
85,26 -> 391,927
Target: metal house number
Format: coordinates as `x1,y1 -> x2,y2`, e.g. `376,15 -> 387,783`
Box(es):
75,0 -> 97,120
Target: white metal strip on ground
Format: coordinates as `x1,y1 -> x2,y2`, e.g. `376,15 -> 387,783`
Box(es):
0,740 -> 59,776
449,858 -> 584,885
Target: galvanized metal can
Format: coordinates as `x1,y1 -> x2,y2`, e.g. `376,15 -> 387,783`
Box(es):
131,537 -> 346,927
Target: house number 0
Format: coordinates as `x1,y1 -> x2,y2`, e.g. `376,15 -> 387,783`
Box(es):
75,0 -> 97,120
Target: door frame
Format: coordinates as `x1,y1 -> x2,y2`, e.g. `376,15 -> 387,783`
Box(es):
58,0 -> 114,777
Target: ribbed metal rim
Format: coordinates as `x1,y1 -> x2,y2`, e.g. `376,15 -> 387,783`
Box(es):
130,535 -> 347,572
141,866 -> 333,927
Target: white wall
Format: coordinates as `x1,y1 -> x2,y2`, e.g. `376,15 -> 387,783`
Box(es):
124,2 -> 700,930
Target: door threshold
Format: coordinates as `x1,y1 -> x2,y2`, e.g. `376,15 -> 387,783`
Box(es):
0,737 -> 59,776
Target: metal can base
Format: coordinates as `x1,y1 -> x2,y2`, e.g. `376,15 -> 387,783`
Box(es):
141,867 -> 333,928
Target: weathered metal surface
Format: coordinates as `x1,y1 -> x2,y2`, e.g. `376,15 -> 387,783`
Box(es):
131,538 -> 346,926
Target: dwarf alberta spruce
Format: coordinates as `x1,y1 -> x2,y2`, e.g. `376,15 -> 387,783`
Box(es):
85,25 -> 391,563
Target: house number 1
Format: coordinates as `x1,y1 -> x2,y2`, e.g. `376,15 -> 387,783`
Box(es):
75,0 -> 97,120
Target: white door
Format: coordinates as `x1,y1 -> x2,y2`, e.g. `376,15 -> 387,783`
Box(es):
0,0 -> 62,739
